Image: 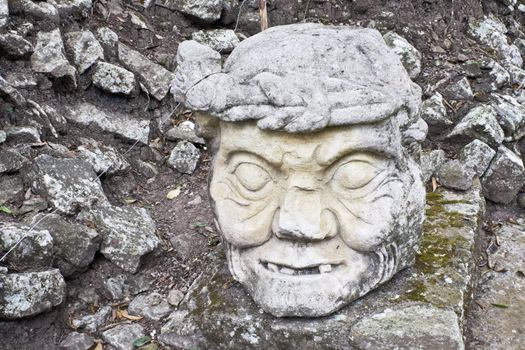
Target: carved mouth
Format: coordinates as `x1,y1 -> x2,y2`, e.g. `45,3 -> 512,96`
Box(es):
261,261 -> 341,275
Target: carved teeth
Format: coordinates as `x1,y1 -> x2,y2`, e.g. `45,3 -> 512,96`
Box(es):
267,263 -> 279,272
279,267 -> 296,275
319,264 -> 332,274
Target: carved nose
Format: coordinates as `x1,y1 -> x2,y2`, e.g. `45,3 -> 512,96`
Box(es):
274,188 -> 337,241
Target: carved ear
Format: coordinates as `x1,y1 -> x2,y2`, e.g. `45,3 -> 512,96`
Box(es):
194,112 -> 220,140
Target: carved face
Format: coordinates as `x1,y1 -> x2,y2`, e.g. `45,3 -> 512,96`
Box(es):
208,119 -> 424,317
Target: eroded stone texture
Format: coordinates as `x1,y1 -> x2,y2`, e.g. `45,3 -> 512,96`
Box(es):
102,324 -> 145,350
183,23 -> 426,318
160,183 -> 484,349
448,105 -> 504,147
0,269 -> 66,319
383,31 -> 422,79
92,62 -> 136,96
31,29 -> 73,75
191,29 -> 239,53
64,30 -> 104,74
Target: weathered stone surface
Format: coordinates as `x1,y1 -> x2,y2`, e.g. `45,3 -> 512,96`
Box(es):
0,149 -> 28,174
0,0 -> 7,27
47,0 -> 91,19
185,24 -> 421,133
191,29 -> 239,53
0,34 -> 33,58
167,289 -> 184,307
507,64 -> 525,85
118,43 -> 174,100
383,31 -> 421,79
77,205 -> 159,273
31,29 -> 73,75
77,139 -> 130,175
0,130 -> 5,143
171,40 -> 221,103
4,125 -> 41,143
0,75 -> 26,106
128,292 -> 172,321
0,221 -> 54,270
448,105 -> 504,147
95,27 -> 118,59
71,305 -> 112,333
165,121 -> 205,144
436,159 -> 473,190
5,72 -> 38,88
66,103 -> 150,144
420,92 -> 453,129
160,183 -> 484,349
64,31 -> 104,74
481,145 -> 525,203
467,222 -> 525,349
469,16 -> 523,67
25,214 -> 100,277
102,324 -> 145,350
458,139 -> 495,177
490,93 -> 525,136
441,77 -> 474,101
26,154 -> 108,214
9,0 -> 59,23
0,269 -> 65,319
167,141 -> 200,174
92,62 -> 135,95
59,332 -> 95,350
157,0 -> 222,23
0,175 -> 24,205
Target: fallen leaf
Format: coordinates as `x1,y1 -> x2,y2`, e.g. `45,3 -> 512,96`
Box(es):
123,198 -> 137,204
166,188 -> 181,200
491,303 -> 509,309
0,206 -> 12,215
94,343 -> 103,350
120,309 -> 143,321
132,335 -> 151,347
431,177 -> 438,192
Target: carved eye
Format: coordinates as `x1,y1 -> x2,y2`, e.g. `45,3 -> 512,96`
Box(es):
234,163 -> 272,191
332,160 -> 381,190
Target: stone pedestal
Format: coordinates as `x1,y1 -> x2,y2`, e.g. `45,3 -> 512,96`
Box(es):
159,181 -> 485,349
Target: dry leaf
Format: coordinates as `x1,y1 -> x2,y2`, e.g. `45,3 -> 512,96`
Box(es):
166,188 -> 181,200
94,343 -> 103,350
120,309 -> 143,321
431,177 -> 438,192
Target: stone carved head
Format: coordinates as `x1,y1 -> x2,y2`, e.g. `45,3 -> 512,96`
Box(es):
175,24 -> 426,317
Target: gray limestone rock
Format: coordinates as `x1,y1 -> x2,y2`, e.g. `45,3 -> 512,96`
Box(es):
490,93 -> 525,136
518,192 -> 525,209
9,0 -> 59,23
420,149 -> 446,183
26,154 -> 108,214
0,130 -> 5,143
104,275 -> 129,300
0,175 -> 24,205
0,269 -> 65,319
66,103 -> 150,144
102,324 -> 145,350
64,31 -> 104,74
0,149 -> 28,174
77,139 -> 130,175
159,184 -> 484,349
469,16 -> 523,67
481,145 -> 525,203
92,62 -> 136,95
383,31 -> 421,79
31,29 -> 73,75
167,289 -> 184,307
25,214 -> 100,277
350,306 -> 464,350
50,63 -> 78,90
0,75 -> 26,106
95,27 -> 118,59
0,0 -> 7,27
157,0 -> 222,23
420,92 -> 453,129
167,141 -> 200,174
5,72 -> 38,88
441,77 -> 474,101
507,64 -> 525,85
4,125 -> 41,143
489,61 -> 510,88
458,139 -> 496,177
59,332 -> 95,350
0,221 -> 54,270
128,292 -> 172,321
436,159 -> 473,191
171,40 -> 221,103
191,29 -> 239,53
448,105 -> 504,147
184,24 -> 421,133
467,223 -> 525,349
71,305 -> 112,333
0,34 -> 33,58
165,121 -> 205,144
47,0 -> 91,19
77,205 -> 159,273
118,43 -> 174,101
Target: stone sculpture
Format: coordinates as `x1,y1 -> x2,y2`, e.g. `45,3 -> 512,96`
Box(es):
174,23 -> 427,317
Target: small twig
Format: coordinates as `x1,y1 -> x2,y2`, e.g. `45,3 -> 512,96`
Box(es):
303,0 -> 311,21
234,0 -> 248,32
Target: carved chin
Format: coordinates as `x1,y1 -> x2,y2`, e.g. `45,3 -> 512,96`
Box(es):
226,242 -> 380,317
